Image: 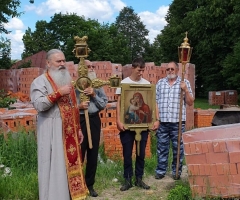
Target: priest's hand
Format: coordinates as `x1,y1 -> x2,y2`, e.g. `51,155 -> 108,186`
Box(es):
58,84 -> 72,95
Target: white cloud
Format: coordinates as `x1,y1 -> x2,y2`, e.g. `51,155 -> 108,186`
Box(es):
139,5 -> 169,42
3,18 -> 25,30
5,30 -> 25,60
25,4 -> 37,12
34,0 -> 121,22
3,18 -> 25,60
6,1 -> 169,59
109,0 -> 126,11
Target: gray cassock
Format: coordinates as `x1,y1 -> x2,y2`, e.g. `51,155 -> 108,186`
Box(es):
30,74 -> 71,200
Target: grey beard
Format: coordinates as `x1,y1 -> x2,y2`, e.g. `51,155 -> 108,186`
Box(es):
88,71 -> 97,80
167,74 -> 177,79
49,67 -> 72,86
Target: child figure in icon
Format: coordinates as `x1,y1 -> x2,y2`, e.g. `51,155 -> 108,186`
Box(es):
125,98 -> 141,124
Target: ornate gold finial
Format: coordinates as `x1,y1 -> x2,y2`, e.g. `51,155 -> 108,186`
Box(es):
74,36 -> 88,45
180,31 -> 190,48
72,36 -> 91,59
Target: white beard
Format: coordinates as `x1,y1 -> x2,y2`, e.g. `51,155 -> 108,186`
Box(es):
88,71 -> 97,80
49,66 -> 72,86
167,74 -> 177,79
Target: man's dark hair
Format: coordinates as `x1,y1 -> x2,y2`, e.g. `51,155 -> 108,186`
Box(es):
132,57 -> 145,68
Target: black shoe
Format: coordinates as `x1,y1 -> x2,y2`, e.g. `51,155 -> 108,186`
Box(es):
172,174 -> 180,180
135,177 -> 150,190
155,173 -> 165,180
120,178 -> 133,191
88,188 -> 98,197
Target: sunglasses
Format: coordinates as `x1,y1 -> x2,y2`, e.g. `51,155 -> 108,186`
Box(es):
166,68 -> 175,71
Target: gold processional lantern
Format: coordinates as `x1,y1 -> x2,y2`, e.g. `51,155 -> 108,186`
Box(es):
178,32 -> 193,64
176,32 -> 193,178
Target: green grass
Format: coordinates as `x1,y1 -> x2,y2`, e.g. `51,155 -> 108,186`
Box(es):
0,129 -> 222,200
0,130 -> 38,199
194,98 -> 219,109
0,98 -> 228,199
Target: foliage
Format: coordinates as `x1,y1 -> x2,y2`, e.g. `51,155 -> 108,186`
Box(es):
222,39 -> 240,92
0,0 -> 21,34
22,13 -> 129,64
22,20 -> 56,58
0,89 -> 17,108
0,131 -> 38,199
0,131 -> 37,171
167,182 -> 191,200
194,98 -> 220,109
17,59 -> 32,68
0,37 -> 11,69
0,169 -> 38,199
115,6 -> 149,64
155,0 -> 240,97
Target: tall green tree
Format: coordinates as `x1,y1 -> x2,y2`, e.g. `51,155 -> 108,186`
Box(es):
115,6 -> 149,63
22,13 -> 129,64
155,0 -> 240,97
22,20 -> 57,58
0,0 -> 21,34
222,40 -> 240,92
0,37 -> 11,69
0,0 -> 22,68
221,1 -> 240,94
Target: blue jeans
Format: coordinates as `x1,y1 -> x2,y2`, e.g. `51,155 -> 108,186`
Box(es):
155,122 -> 185,176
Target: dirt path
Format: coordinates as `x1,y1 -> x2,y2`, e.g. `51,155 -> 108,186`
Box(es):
87,166 -> 188,200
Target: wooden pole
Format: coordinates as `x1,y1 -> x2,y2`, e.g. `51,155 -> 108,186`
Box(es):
176,63 -> 185,178
84,109 -> 93,149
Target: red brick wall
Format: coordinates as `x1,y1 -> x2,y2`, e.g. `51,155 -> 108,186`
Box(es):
183,123 -> 240,198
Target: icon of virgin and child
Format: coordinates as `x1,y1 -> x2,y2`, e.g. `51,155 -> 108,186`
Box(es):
124,92 -> 151,124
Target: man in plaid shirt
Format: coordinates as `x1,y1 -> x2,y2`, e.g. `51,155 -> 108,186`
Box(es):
155,61 -> 194,180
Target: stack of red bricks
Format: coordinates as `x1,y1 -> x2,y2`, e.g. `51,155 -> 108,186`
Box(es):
0,108 -> 37,134
0,69 -> 16,93
194,109 -> 217,128
209,90 -> 238,105
18,68 -> 44,97
183,123 -> 240,198
224,90 -> 238,105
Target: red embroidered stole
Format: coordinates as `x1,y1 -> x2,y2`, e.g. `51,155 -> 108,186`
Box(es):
45,72 -> 88,200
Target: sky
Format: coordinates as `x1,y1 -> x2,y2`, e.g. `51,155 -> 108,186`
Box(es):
3,0 -> 173,60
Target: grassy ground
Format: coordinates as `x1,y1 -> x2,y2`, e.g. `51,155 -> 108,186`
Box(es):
194,98 -> 220,109
1,97 -> 236,199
